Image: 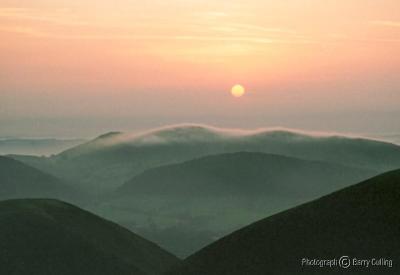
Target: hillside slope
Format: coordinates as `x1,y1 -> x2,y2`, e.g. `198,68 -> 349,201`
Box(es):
0,199 -> 179,275
102,152 -> 377,257
0,156 -> 81,202
117,152 -> 377,198
170,169 -> 400,274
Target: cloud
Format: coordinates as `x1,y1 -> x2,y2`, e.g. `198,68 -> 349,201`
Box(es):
0,7 -> 91,27
370,20 -> 400,27
92,123 -> 383,147
0,25 -> 47,37
197,11 -> 228,18
0,23 -> 313,44
224,23 -> 295,34
0,7 -> 313,45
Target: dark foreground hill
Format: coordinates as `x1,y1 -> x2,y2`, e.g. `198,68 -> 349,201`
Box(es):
104,152 -> 376,257
0,199 -> 179,275
0,156 -> 81,203
169,169 -> 400,275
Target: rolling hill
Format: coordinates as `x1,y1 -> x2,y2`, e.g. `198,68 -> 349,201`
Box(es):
10,124 -> 400,192
0,137 -> 85,156
117,152 -> 377,198
0,199 -> 179,275
0,156 -> 81,203
169,169 -> 400,275
100,152 -> 377,257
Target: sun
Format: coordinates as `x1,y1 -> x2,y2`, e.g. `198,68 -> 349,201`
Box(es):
231,84 -> 245,97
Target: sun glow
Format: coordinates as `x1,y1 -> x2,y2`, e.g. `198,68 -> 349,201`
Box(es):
231,85 -> 245,97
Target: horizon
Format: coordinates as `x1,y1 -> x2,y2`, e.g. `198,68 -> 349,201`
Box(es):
1,0 -> 400,138
1,123 -> 400,146
2,113 -> 400,138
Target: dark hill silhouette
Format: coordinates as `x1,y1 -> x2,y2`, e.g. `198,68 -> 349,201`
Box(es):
169,169 -> 400,275
0,199 -> 179,275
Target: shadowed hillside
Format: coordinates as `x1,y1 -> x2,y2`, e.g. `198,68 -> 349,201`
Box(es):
0,199 -> 179,275
169,169 -> 400,275
99,152 -> 377,257
117,152 -> 376,197
0,156 -> 82,203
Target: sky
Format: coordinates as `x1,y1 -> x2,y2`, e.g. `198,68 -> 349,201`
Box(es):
1,0 -> 400,137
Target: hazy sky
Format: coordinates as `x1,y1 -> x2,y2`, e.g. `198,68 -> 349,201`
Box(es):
1,0 -> 399,137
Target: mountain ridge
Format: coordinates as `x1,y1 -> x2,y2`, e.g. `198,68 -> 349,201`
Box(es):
10,124 -> 400,192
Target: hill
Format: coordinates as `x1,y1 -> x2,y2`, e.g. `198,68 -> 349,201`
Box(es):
10,124 -> 400,191
0,137 -> 85,156
169,169 -> 400,274
102,152 -> 377,257
117,152 -> 377,198
0,199 -> 179,275
0,156 -> 81,203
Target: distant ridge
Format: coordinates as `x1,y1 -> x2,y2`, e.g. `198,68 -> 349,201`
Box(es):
96,131 -> 123,140
61,124 -> 394,149
10,124 -> 400,191
0,137 -> 85,156
0,156 -> 80,202
169,169 -> 400,275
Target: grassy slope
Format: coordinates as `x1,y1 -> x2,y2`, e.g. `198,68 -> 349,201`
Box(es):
170,169 -> 400,275
105,152 -> 377,257
0,199 -> 179,275
117,152 -> 377,198
0,156 -> 81,202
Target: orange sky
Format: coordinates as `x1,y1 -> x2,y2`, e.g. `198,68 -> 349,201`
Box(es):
1,0 -> 400,136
